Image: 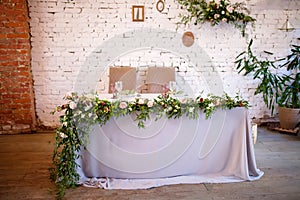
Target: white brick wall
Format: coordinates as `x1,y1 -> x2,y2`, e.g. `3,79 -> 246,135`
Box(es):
28,0 -> 300,127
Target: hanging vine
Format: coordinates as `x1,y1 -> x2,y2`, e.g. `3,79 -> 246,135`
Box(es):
177,0 -> 256,36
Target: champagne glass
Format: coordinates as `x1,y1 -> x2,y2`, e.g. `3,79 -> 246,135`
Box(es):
169,81 -> 176,93
110,83 -> 116,98
162,83 -> 169,93
115,81 -> 123,98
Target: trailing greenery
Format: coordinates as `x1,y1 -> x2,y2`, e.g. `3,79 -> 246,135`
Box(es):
50,105 -> 82,199
176,0 -> 256,36
235,39 -> 283,114
154,93 -> 183,119
235,40 -> 300,115
278,45 -> 300,108
50,92 -> 249,199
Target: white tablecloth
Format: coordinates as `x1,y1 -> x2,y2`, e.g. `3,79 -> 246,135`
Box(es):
77,107 -> 263,189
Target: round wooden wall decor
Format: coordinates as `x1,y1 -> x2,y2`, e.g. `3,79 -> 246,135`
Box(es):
156,0 -> 165,12
182,31 -> 195,47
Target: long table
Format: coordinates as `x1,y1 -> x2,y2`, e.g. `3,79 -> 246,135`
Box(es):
77,107 -> 263,189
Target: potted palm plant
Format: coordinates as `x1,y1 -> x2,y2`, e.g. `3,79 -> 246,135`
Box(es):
277,45 -> 300,129
235,40 -> 300,129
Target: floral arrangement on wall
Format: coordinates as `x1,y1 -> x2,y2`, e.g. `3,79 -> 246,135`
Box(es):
50,91 -> 249,198
177,0 -> 256,36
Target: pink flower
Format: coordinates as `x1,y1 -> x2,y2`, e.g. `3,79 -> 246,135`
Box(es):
119,101 -> 128,109
214,100 -> 220,106
147,100 -> 154,108
65,92 -> 73,99
226,6 -> 234,13
69,102 -> 77,109
214,14 -> 220,19
222,18 -> 227,22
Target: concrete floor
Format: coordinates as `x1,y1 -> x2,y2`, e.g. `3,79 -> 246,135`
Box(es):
0,127 -> 299,200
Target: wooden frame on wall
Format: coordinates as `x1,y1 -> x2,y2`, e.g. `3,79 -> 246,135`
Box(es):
156,0 -> 165,12
132,5 -> 144,22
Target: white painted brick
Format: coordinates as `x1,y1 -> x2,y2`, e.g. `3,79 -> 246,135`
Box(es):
28,0 -> 299,126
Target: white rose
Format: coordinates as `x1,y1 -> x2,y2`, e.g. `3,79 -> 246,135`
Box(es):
84,106 -> 91,111
147,100 -> 154,108
208,103 -> 214,108
189,107 -> 195,113
138,99 -> 145,105
59,132 -> 68,139
69,102 -> 77,109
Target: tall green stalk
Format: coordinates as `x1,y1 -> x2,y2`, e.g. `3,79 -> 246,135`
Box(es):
235,39 -> 283,114
235,40 -> 300,114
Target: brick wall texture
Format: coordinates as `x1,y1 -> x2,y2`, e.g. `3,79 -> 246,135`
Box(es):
0,0 -> 36,134
1,0 -> 300,132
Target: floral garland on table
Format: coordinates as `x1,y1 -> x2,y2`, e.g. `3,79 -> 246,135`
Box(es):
177,0 -> 256,36
50,91 -> 249,199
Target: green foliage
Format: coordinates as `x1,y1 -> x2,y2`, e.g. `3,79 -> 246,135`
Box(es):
154,93 -> 182,119
50,91 -> 249,199
50,106 -> 81,199
196,94 -> 216,119
223,93 -> 249,109
127,98 -> 151,128
177,0 -> 256,36
94,98 -> 113,126
235,40 -> 300,114
279,45 -> 300,108
196,93 -> 249,118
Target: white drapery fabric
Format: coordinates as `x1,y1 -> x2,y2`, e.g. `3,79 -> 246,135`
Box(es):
77,107 -> 263,189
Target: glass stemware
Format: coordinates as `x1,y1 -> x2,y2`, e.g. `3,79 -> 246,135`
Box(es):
110,83 -> 116,98
169,81 -> 177,93
115,81 -> 123,98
